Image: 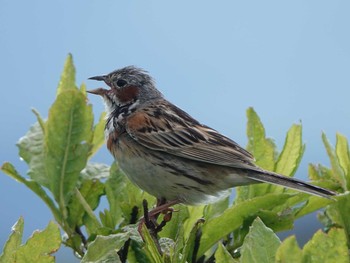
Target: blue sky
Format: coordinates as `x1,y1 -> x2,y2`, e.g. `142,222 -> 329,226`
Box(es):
1,1 -> 349,262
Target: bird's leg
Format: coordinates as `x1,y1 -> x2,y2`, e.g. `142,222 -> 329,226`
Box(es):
138,198 -> 180,235
137,198 -> 179,255
150,198 -> 178,218
139,200 -> 162,254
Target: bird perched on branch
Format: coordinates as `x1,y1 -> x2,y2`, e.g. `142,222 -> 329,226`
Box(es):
88,66 -> 335,217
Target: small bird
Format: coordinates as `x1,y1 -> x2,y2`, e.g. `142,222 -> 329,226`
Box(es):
88,66 -> 335,212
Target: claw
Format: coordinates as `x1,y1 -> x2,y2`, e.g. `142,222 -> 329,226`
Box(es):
138,199 -> 180,237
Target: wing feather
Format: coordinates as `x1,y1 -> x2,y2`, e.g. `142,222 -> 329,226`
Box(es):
126,101 -> 256,170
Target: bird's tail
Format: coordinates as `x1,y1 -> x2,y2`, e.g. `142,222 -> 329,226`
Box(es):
247,169 -> 336,198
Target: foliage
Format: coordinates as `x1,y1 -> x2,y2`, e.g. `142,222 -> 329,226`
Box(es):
0,218 -> 61,263
1,55 -> 349,262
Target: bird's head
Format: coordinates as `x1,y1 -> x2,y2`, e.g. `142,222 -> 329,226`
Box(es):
88,66 -> 163,110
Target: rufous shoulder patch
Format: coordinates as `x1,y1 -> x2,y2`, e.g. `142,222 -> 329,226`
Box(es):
127,111 -> 149,131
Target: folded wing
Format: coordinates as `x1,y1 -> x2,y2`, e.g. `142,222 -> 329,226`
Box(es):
126,101 -> 257,171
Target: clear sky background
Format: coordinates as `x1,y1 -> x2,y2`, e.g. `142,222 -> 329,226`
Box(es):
1,1 -> 349,262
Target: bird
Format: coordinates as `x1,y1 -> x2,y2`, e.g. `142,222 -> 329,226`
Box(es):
87,66 -> 336,215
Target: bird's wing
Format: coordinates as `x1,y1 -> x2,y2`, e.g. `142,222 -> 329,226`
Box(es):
125,101 -> 256,170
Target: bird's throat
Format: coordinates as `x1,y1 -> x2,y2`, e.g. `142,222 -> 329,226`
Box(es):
105,100 -> 139,137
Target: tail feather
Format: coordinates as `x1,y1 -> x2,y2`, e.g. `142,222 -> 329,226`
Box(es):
247,170 -> 336,198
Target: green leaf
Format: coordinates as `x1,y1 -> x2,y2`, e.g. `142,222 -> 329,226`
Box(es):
128,241 -> 151,263
181,218 -> 205,263
16,221 -> 61,263
57,54 -> 76,95
45,89 -> 93,215
67,177 -> 105,229
246,107 -> 276,171
198,193 -> 292,257
171,225 -> 185,263
308,163 -> 334,181
82,233 -> 130,263
80,162 -> 110,181
141,226 -> 164,263
336,133 -> 350,191
239,108 -> 277,200
31,108 -> 46,132
302,228 -> 349,263
0,220 -> 61,263
275,124 -> 304,177
0,217 -> 24,263
240,217 -> 281,263
255,209 -> 294,232
203,195 -> 230,220
324,193 -> 350,247
80,82 -> 87,93
17,122 -> 48,187
90,112 -> 107,158
123,225 -> 150,263
159,238 -> 175,260
214,242 -> 236,263
275,236 -> 302,263
322,132 -> 346,189
183,205 -> 205,240
294,195 -> 333,219
104,163 -> 130,227
72,163 -> 109,231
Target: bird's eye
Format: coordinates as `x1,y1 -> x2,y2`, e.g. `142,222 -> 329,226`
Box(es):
116,79 -> 127,87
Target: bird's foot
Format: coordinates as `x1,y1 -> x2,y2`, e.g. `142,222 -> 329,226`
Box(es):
138,199 -> 179,236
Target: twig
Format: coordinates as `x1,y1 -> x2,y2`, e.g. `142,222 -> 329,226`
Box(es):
143,199 -> 153,229
118,206 -> 139,263
142,199 -> 163,254
74,226 -> 87,247
192,227 -> 202,263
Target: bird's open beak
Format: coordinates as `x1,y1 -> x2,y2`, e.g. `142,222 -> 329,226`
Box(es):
87,75 -> 108,95
86,87 -> 108,96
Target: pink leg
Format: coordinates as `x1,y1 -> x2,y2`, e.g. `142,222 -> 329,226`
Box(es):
138,199 -> 180,235
148,199 -> 180,218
